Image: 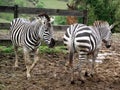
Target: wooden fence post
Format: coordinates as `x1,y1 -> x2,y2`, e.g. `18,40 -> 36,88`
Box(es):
14,5 -> 18,18
83,10 -> 87,24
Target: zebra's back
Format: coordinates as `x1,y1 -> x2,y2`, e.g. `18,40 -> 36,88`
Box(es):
10,18 -> 30,46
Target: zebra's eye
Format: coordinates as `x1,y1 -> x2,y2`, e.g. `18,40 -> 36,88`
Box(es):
44,22 -> 46,24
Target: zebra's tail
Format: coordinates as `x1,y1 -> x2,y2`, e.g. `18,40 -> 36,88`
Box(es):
69,25 -> 76,67
69,48 -> 74,67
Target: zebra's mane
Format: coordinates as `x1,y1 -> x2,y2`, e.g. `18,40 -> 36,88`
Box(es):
38,13 -> 50,22
93,20 -> 109,28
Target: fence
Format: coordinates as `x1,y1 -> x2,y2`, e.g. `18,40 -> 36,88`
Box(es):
0,5 -> 87,42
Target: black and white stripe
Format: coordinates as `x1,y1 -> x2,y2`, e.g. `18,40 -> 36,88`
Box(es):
10,13 -> 55,78
63,21 -> 114,82
10,16 -> 55,51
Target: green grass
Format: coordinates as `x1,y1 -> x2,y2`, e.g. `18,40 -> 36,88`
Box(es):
0,46 -> 14,53
41,0 -> 67,9
0,18 -> 11,23
0,45 -> 67,54
39,46 -> 66,54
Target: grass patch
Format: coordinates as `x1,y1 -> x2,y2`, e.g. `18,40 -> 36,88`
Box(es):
39,46 -> 66,54
0,45 -> 67,54
41,0 -> 67,9
0,46 -> 14,53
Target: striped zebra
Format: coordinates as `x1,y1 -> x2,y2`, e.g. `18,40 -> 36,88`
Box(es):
10,13 -> 55,78
63,21 -> 114,83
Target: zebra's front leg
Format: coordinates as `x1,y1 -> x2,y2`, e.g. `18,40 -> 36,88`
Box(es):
23,48 -> 32,78
14,46 -> 19,67
30,48 -> 39,71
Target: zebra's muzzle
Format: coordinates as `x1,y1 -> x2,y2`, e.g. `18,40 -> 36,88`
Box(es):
49,38 -> 55,48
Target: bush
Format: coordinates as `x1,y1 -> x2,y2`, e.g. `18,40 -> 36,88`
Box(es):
53,16 -> 67,25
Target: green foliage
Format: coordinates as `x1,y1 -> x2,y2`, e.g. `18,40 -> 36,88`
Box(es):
86,0 -> 119,24
0,0 -> 14,6
0,13 -> 13,22
0,46 -> 14,53
87,5 -> 97,25
0,45 -> 66,54
39,46 -> 66,54
69,0 -> 120,32
36,1 -> 45,8
54,16 -> 67,25
41,0 -> 67,9
14,0 -> 26,7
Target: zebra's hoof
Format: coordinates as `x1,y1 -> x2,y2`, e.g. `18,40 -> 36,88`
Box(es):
77,78 -> 85,84
13,66 -> 19,70
71,80 -> 75,84
84,71 -> 89,77
90,74 -> 94,77
81,80 -> 85,84
27,74 -> 31,80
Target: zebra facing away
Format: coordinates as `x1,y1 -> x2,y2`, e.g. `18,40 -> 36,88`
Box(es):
63,21 -> 114,83
10,13 -> 55,78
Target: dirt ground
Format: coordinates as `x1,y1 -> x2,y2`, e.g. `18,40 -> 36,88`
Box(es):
0,33 -> 120,90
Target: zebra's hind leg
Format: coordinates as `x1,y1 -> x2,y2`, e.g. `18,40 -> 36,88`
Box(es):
69,65 -> 74,84
14,45 -> 19,67
77,53 -> 88,83
89,51 -> 98,77
84,55 -> 92,77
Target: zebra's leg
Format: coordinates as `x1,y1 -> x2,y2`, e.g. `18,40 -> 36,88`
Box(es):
68,51 -> 75,84
30,48 -> 39,71
74,52 -> 86,83
90,50 -> 98,76
70,65 -> 75,84
14,45 -> 19,67
23,48 -> 32,78
77,53 -> 86,83
84,55 -> 91,77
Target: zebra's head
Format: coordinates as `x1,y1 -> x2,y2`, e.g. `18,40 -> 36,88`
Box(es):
93,21 -> 114,48
37,13 -> 55,48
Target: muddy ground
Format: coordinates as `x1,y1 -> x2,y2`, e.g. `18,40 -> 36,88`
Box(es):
0,33 -> 120,90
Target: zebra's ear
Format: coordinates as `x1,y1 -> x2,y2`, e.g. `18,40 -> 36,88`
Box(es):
110,24 -> 115,30
49,16 -> 55,23
110,22 -> 119,30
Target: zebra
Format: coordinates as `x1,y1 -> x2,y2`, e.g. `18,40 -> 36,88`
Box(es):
63,21 -> 114,83
10,13 -> 55,78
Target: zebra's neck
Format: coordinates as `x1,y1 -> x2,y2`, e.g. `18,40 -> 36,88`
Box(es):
31,20 -> 42,38
90,26 -> 102,45
96,27 -> 107,40
27,21 -> 41,42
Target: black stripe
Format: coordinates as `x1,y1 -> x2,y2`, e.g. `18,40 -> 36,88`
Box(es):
76,40 -> 90,43
76,32 -> 90,37
63,38 -> 67,42
65,31 -> 69,38
90,34 -> 97,51
73,24 -> 79,32
78,45 -> 90,50
80,50 -> 89,53
76,27 -> 91,32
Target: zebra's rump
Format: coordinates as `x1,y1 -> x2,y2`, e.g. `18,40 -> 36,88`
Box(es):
63,23 -> 97,53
